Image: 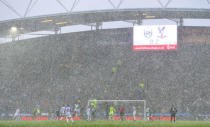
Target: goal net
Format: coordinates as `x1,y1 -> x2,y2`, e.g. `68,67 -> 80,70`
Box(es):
87,100 -> 146,120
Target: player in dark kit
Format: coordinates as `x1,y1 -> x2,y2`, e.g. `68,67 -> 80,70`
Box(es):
170,105 -> 177,123
120,105 -> 125,121
55,107 -> 60,121
105,103 -> 109,120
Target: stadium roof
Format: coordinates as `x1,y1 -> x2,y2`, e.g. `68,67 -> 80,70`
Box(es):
0,0 -> 210,42
1,0 -> 210,21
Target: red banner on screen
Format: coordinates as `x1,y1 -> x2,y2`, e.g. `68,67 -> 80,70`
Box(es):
133,44 -> 177,51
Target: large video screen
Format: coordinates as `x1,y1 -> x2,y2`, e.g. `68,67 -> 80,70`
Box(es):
133,25 -> 177,51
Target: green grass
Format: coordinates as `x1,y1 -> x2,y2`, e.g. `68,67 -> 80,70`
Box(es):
0,120 -> 209,127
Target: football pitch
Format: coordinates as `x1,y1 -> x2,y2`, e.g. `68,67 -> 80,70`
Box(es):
0,121 -> 209,127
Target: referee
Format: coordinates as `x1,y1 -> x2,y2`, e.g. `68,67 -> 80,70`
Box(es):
170,105 -> 177,123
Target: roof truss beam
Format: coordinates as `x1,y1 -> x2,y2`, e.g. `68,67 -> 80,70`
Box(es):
157,0 -> 172,8
24,0 -> 33,18
56,0 -> 80,13
107,0 -> 124,9
27,0 -> 39,16
0,0 -> 22,18
70,0 -> 79,12
56,0 -> 69,12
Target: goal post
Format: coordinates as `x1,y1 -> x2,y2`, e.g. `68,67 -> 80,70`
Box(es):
87,100 -> 146,120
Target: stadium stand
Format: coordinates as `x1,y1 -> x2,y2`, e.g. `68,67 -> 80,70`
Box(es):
0,27 -> 209,120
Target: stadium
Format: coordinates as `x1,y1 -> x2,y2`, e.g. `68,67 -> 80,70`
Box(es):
0,0 -> 210,126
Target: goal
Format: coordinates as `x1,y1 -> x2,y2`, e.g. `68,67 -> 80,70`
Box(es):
87,100 -> 146,120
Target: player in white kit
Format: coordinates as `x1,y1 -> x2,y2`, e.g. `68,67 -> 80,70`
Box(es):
65,105 -> 74,123
133,106 -> 136,121
60,105 -> 65,120
13,108 -> 20,120
146,107 -> 151,121
74,103 -> 80,117
86,106 -> 91,121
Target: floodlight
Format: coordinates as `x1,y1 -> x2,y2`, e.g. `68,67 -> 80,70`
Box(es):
56,21 -> 68,25
142,13 -> 147,16
145,16 -> 156,19
41,19 -> 53,23
10,27 -> 17,33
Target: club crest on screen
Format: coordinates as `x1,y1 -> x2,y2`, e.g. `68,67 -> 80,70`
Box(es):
144,29 -> 153,39
157,26 -> 167,39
